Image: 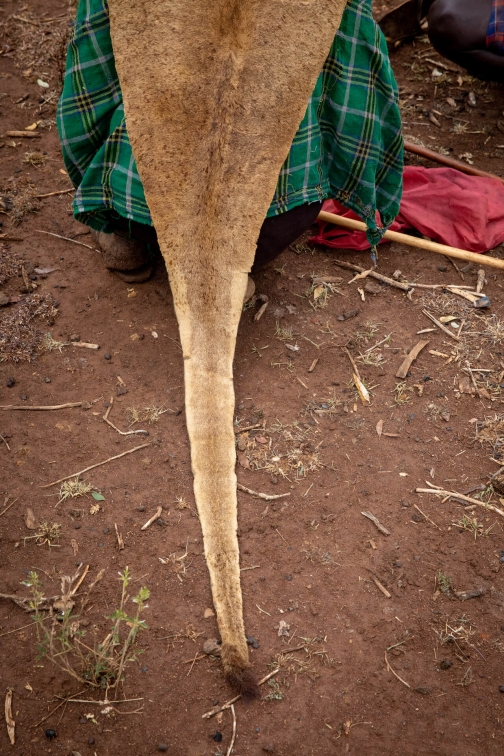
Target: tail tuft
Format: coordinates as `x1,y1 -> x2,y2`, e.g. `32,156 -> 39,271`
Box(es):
225,668 -> 260,701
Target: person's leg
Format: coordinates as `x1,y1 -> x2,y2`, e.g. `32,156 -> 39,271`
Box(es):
252,200 -> 323,272
428,0 -> 504,82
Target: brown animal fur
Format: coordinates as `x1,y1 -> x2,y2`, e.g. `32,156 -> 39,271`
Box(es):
108,0 -> 347,694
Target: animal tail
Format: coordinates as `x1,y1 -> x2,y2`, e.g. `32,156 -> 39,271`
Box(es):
223,646 -> 260,700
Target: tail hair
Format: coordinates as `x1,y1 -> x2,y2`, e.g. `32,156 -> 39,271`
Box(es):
225,667 -> 260,701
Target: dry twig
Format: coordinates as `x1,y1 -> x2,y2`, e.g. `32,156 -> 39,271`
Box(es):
141,506 -> 163,531
384,651 -> 410,688
237,484 -> 290,501
202,668 -> 279,719
41,443 -> 151,488
361,511 -> 390,535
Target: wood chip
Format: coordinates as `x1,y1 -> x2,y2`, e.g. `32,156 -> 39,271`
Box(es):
5,688 -> 14,744
24,507 -> 37,530
308,358 -> 319,373
376,419 -> 383,437
114,523 -> 124,550
454,588 -> 483,601
361,511 -> 390,535
395,340 -> 429,379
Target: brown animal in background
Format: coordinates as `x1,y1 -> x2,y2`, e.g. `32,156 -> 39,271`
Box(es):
108,0 -> 347,696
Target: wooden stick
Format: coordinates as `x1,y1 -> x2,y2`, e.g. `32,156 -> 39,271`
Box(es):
226,705 -> 237,756
384,651 -> 410,688
237,483 -> 290,501
422,310 -> 460,341
319,211 -> 504,271
41,443 -> 151,488
395,340 -> 429,379
371,575 -> 391,598
141,506 -> 162,531
404,140 -> 504,185
0,402 -> 82,411
416,487 -> 504,518
413,503 -> 442,530
31,689 -> 88,729
361,511 -> 390,536
333,259 -> 411,291
35,189 -> 74,199
72,342 -> 100,350
0,499 -> 17,517
202,668 -> 279,719
34,230 -> 99,252
6,130 -> 41,138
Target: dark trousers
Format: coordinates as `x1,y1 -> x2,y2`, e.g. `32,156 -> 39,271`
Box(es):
109,200 -> 323,271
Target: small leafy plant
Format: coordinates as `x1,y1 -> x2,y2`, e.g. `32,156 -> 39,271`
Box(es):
23,566 -> 149,690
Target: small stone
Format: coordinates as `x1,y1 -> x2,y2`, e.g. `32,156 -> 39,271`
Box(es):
141,666 -> 148,673
393,561 -> 402,568
262,745 -> 275,753
104,353 -> 112,360
74,524 -> 81,530
437,265 -> 447,272
156,517 -> 164,526
439,660 -> 452,670
79,716 -> 86,724
285,574 -> 292,581
21,394 -> 28,401
87,738 -> 95,745
69,334 -> 80,342
212,732 -> 223,743
157,744 -> 168,752
499,686 -> 504,693
411,513 -> 422,522
246,636 -> 260,649
44,377 -> 51,383
45,729 -> 57,740
103,527 -> 109,534
203,638 -> 222,657
137,505 -> 146,512
7,377 -> 15,387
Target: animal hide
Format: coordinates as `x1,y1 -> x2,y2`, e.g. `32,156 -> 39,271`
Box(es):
108,0 -> 347,695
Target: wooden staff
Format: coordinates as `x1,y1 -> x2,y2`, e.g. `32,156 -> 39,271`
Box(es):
404,141 -> 504,185
317,210 -> 504,271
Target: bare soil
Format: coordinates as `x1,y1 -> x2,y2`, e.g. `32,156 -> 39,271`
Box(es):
1,1 -> 504,754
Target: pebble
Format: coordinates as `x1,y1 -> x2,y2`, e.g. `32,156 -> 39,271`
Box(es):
246,636 -> 260,649
213,732 -> 223,742
44,377 -> 51,383
439,660 -> 452,670
104,353 -> 112,360
103,528 -> 109,535
157,744 -> 168,752
6,377 -> 15,387
21,394 -> 28,400
137,506 -> 146,512
141,666 -> 148,673
79,716 -> 86,724
499,686 -> 504,693
74,524 -> 81,530
45,729 -> 57,740
284,575 -> 292,581
437,265 -> 447,272
88,738 -> 95,745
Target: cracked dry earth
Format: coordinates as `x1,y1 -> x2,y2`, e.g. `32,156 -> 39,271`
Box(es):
2,0 -> 504,754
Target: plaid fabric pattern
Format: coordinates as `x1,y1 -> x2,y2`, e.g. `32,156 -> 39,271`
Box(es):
487,0 -> 504,54
57,0 -> 403,243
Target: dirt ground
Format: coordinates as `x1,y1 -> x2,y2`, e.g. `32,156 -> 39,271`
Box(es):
2,1 -> 504,754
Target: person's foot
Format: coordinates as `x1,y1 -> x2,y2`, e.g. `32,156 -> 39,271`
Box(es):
91,229 -> 153,282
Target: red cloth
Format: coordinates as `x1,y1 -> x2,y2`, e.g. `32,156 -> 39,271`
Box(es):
310,166 -> 504,253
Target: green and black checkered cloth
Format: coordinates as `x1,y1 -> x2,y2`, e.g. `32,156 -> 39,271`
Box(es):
57,0 -> 403,245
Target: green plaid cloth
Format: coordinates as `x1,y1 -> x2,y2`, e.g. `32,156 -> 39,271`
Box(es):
57,0 -> 403,244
